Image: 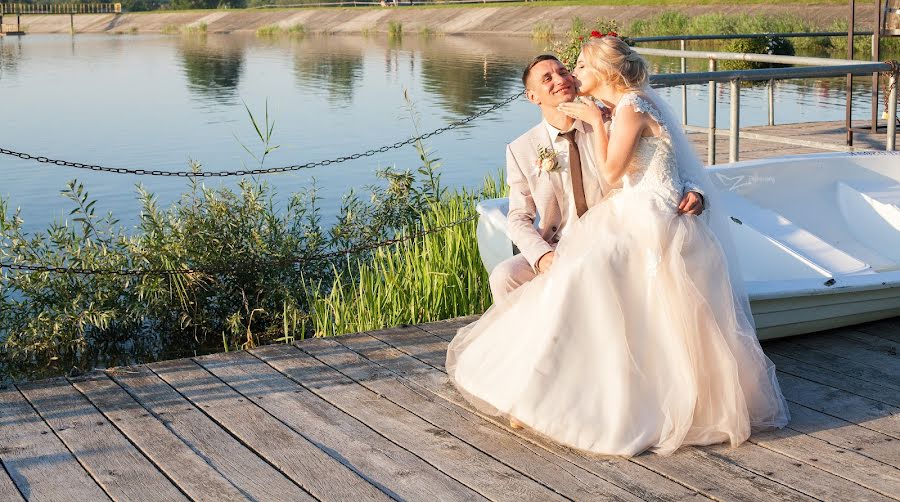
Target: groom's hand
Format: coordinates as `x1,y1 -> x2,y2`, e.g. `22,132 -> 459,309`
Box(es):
537,251 -> 556,273
678,192 -> 704,216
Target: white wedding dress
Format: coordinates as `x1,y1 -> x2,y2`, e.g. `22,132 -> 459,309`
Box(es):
447,93 -> 790,457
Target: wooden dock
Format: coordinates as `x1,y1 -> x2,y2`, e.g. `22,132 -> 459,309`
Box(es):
1,316 -> 898,501
687,119 -> 888,164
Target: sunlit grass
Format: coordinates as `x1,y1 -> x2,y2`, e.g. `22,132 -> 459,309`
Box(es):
256,23 -> 306,38
306,172 -> 505,337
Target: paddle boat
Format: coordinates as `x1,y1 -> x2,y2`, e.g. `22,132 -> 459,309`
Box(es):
474,151 -> 900,339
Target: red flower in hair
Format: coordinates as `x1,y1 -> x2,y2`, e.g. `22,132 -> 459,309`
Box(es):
607,31 -> 618,38
578,36 -> 584,41
590,30 -> 602,38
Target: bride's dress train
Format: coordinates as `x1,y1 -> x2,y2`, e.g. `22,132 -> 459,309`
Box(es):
447,93 -> 790,457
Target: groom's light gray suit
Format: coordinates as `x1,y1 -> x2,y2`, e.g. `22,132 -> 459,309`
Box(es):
490,119 -> 607,300
490,118 -> 704,301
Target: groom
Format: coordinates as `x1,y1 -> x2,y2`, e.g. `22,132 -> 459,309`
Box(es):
489,54 -> 705,301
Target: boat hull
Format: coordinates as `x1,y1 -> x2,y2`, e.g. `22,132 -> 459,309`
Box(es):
475,152 -> 900,339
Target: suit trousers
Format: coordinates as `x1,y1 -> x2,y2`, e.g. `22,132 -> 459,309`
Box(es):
489,254 -> 539,302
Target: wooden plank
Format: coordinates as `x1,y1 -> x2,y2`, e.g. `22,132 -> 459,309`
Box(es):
0,461 -> 23,502
149,358 -> 391,502
749,425 -> 900,499
72,372 -> 249,502
703,440 -> 895,502
195,350 -> 482,502
107,365 -> 315,502
301,335 -> 644,502
0,386 -> 110,501
332,331 -> 706,502
854,318 -> 900,343
839,329 -> 900,356
16,378 -> 187,502
791,332 -> 900,376
766,352 -> 900,407
776,373 -> 900,439
252,343 -> 567,502
765,339 -> 900,391
367,326 -> 818,502
784,401 -> 900,469
417,316 -> 479,342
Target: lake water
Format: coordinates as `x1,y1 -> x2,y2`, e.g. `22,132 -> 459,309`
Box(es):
0,33 -> 886,234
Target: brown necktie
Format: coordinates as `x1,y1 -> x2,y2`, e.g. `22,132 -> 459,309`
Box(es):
560,130 -> 588,218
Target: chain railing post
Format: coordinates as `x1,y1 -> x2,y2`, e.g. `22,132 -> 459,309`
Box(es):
730,79 -> 741,163
888,71 -> 897,151
708,58 -> 716,165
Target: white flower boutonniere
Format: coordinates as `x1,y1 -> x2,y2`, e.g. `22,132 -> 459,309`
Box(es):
534,145 -> 560,177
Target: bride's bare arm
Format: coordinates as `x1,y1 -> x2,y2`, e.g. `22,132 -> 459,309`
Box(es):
558,101 -> 646,185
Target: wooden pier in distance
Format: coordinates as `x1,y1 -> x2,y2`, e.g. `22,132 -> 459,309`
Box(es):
1,315 -> 898,501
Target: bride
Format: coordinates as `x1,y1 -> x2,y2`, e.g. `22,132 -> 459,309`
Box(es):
446,36 -> 790,457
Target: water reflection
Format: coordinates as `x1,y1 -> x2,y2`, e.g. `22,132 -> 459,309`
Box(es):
288,37 -> 364,104
418,37 -> 530,118
0,36 -> 22,81
178,35 -> 245,103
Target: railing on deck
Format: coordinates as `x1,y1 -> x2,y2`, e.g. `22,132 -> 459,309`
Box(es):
640,47 -> 897,164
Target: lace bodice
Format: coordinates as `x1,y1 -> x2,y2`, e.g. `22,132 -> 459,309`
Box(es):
609,93 -> 684,205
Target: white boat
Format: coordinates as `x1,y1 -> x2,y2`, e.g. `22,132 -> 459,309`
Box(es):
475,152 -> 900,339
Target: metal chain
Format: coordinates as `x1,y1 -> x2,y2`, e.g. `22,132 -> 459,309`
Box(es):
0,214 -> 477,276
0,93 -> 521,177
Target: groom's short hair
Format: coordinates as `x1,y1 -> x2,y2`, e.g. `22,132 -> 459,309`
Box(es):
522,54 -> 561,88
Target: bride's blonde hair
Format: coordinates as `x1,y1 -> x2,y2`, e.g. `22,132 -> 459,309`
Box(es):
580,36 -> 648,91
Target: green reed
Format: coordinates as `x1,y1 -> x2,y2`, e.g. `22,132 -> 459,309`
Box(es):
256,24 -> 306,38
388,21 -> 403,40
306,173 -> 505,338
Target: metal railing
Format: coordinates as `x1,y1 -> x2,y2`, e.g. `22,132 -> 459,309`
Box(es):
639,47 -> 898,164
0,3 -> 121,14
631,32 -> 873,44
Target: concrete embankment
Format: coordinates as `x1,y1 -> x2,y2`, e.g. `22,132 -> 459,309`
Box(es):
13,4 -> 875,36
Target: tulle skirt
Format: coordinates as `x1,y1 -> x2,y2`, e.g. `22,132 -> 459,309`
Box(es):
447,188 -> 790,457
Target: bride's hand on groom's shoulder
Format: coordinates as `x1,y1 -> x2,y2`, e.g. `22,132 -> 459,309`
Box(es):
557,101 -> 605,127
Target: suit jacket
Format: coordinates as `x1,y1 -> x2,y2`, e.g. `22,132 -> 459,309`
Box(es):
506,120 -> 609,268
505,119 -> 705,269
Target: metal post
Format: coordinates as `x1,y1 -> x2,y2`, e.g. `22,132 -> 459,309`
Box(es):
708,58 -> 716,165
730,79 -> 741,163
681,39 -> 687,126
888,71 -> 897,151
768,79 -> 775,126
846,0 -> 855,146
872,4 -> 882,131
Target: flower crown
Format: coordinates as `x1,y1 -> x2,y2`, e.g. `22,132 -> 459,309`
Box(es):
577,31 -> 622,43
591,30 -> 618,39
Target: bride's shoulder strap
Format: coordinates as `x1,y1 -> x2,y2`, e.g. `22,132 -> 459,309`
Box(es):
619,92 -> 665,125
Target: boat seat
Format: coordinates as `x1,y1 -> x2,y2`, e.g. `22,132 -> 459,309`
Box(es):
836,182 -> 900,271
720,191 -> 872,278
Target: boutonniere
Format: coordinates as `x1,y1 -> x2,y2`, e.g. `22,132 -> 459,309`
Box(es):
534,145 -> 561,177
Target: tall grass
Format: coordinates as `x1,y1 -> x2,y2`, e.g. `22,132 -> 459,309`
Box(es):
307,174 -> 504,337
256,24 -> 306,38
532,21 -> 553,42
388,21 -> 403,40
